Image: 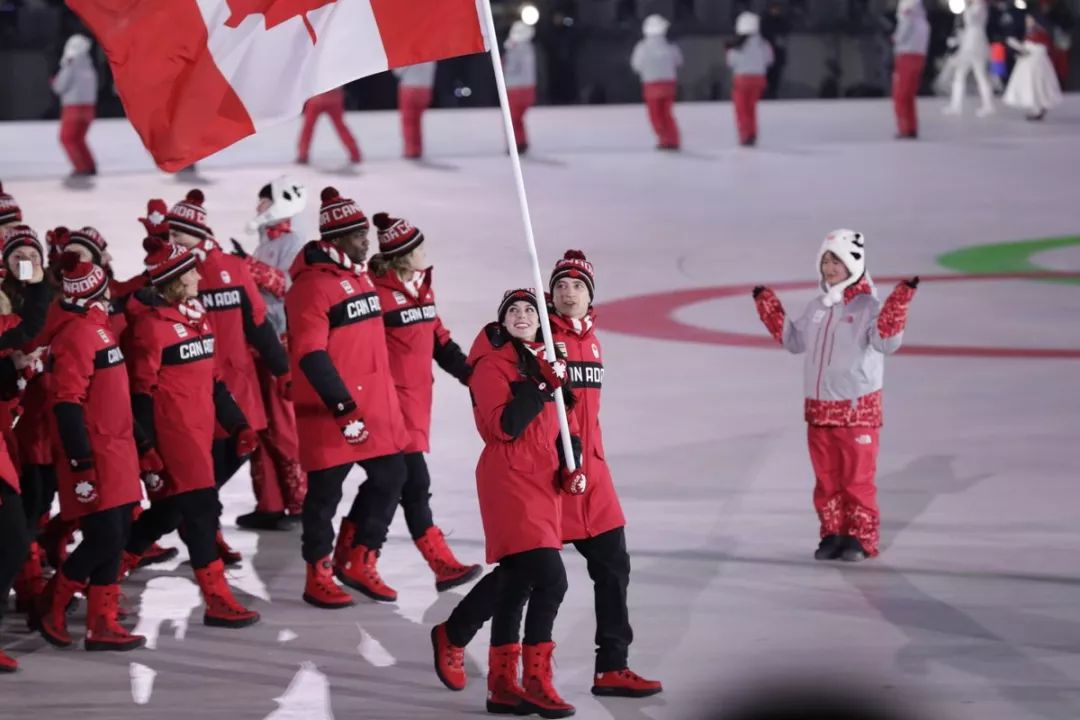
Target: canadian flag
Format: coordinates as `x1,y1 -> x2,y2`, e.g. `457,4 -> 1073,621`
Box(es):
67,0 -> 487,171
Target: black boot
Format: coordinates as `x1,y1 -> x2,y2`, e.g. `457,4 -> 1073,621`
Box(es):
813,534 -> 845,561
236,510 -> 294,531
839,536 -> 869,563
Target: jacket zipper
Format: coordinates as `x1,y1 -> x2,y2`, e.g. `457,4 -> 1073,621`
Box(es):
815,307 -> 833,399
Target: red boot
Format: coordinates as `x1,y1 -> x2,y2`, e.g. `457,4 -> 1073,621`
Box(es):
85,585 -> 146,651
193,559 -> 260,628
521,642 -> 576,718
36,572 -> 86,647
14,543 -> 46,613
431,623 -> 466,691
302,557 -> 355,609
39,516 -> 77,569
591,668 -> 663,698
415,527 -> 482,592
215,530 -> 242,566
0,649 -> 16,673
336,544 -> 397,602
137,542 -> 179,568
117,551 -> 142,581
487,643 -> 527,714
332,518 -> 356,570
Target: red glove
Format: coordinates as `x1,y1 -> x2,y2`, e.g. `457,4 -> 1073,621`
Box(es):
336,409 -> 369,446
560,468 -> 587,496
139,448 -> 164,475
534,355 -> 567,392
234,426 -> 259,457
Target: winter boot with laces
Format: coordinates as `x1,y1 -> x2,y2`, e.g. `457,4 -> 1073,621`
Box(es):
591,668 -> 663,698
13,542 -> 46,613
336,544 -> 397,602
215,530 -> 242,566
487,643 -> 527,714
36,572 -> 86,647
521,642 -> 576,718
431,623 -> 467,691
137,542 -> 180,567
85,584 -> 146,651
194,559 -> 260,628
415,526 -> 482,592
332,518 -> 356,571
814,534 -> 845,561
302,557 -> 355,609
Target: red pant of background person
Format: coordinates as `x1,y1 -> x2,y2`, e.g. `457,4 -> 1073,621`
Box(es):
250,360 -> 306,515
297,88 -> 361,163
807,426 -> 881,556
398,86 -> 432,158
507,86 -> 535,149
59,104 -> 96,174
892,54 -> 925,137
732,74 -> 766,144
643,81 -> 680,149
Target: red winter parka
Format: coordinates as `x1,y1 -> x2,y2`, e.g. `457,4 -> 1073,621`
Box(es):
372,267 -> 470,453
550,311 -> 626,541
46,302 -> 141,520
285,242 -> 408,472
468,323 -> 576,564
193,240 -> 289,436
127,290 -> 246,499
14,299 -> 62,467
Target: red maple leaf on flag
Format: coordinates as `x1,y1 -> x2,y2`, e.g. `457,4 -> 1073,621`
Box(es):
224,0 -> 335,44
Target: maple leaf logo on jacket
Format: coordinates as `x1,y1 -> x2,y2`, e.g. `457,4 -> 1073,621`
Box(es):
75,480 -> 98,504
224,0 -> 335,44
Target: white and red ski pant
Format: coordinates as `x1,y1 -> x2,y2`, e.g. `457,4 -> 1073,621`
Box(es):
807,425 -> 880,556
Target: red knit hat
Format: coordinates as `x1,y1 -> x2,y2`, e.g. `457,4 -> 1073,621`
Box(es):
318,187 -> 368,240
372,212 -> 424,258
167,189 -> 212,240
0,182 -> 20,226
549,250 -> 595,300
59,251 -> 108,304
45,226 -> 71,267
2,224 -> 44,266
144,236 -> 197,286
66,226 -> 109,265
498,288 -> 539,324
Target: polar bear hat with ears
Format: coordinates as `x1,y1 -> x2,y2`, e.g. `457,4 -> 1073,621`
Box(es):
817,229 -> 873,306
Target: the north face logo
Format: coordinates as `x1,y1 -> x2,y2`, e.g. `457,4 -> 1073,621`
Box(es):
855,434 -> 873,445
221,271 -> 232,284
223,0 -> 335,44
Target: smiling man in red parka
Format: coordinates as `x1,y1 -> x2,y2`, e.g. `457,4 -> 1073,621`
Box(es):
286,187 -> 410,608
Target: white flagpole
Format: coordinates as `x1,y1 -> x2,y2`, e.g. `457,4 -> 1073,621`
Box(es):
478,0 -> 577,474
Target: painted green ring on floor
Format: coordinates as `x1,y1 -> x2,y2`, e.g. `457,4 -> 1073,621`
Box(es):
937,235 -> 1080,285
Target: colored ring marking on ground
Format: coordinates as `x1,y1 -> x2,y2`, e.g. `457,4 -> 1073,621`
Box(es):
936,235 -> 1080,285
596,272 -> 1080,359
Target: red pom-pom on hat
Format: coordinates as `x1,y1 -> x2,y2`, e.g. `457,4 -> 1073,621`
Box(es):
318,187 -> 368,241
166,189 -> 211,240
185,189 -> 205,206
321,186 -> 341,203
59,249 -> 109,304
372,211 -> 423,258
549,248 -> 596,299
143,235 -> 197,287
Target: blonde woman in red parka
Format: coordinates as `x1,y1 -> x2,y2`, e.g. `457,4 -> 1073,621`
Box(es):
368,212 -> 480,592
461,288 -> 584,718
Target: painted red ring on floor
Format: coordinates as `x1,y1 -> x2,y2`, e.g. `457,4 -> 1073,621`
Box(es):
596,272 -> 1080,359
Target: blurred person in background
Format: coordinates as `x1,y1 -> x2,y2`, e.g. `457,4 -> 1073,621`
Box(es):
891,0 -> 930,139
727,12 -> 774,147
51,34 -> 98,177
394,62 -> 437,160
504,21 -> 538,154
943,0 -> 995,116
1003,12 -> 1063,120
296,86 -> 361,166
761,2 -> 791,98
631,14 -> 682,151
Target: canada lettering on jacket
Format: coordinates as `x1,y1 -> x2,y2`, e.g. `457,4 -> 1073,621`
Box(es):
346,295 -> 381,319
389,304 -> 437,326
200,288 -> 243,310
568,361 -> 604,389
178,337 -> 215,360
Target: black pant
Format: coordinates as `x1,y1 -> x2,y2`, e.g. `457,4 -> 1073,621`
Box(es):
302,453 -> 406,564
491,548 -> 567,646
63,504 -> 133,586
572,527 -> 633,672
446,527 -> 634,671
400,452 -> 434,540
0,482 -> 31,621
19,463 -> 57,530
127,488 -> 219,569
